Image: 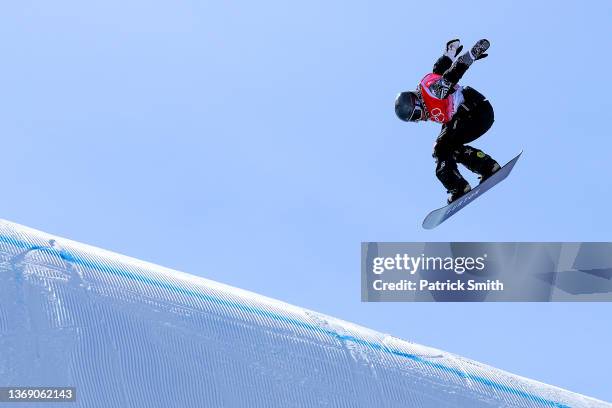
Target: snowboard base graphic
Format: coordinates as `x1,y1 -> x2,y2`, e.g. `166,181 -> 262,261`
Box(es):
422,151 -> 523,229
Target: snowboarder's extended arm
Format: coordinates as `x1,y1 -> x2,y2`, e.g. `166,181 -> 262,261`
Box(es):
432,39 -> 463,75
443,39 -> 489,84
430,39 -> 490,99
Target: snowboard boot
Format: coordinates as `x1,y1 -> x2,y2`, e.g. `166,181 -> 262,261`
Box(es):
447,183 -> 472,204
478,162 -> 501,184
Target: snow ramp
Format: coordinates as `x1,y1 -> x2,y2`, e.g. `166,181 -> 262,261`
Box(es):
0,220 -> 608,407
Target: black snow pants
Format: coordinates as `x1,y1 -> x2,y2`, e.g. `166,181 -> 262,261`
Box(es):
432,87 -> 499,193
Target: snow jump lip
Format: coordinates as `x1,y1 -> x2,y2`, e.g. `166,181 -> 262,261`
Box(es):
0,234 -> 567,407
0,220 -> 608,408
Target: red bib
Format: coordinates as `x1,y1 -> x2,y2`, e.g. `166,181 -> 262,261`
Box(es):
419,73 -> 457,124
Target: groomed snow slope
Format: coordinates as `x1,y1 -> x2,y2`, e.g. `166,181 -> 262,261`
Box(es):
0,220 -> 608,408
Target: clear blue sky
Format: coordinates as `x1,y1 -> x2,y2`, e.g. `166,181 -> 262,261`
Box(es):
1,0 -> 611,402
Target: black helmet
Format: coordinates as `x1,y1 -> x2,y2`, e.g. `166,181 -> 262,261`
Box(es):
395,91 -> 424,122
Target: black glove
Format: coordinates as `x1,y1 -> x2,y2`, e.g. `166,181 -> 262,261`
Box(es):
470,39 -> 490,60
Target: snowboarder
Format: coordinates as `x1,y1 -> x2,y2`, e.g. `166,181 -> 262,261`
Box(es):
395,39 -> 501,204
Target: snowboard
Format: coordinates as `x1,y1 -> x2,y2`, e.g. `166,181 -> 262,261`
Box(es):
422,151 -> 523,229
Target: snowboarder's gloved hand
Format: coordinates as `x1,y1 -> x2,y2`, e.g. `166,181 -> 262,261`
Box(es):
456,39 -> 490,66
469,39 -> 489,60
444,39 -> 463,60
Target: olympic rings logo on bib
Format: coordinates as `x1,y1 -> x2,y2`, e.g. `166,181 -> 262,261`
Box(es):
430,108 -> 446,123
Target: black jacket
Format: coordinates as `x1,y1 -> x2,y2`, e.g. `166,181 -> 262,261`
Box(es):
426,55 -> 472,100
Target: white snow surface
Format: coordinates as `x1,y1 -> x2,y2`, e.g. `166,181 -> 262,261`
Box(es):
0,219 -> 609,408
